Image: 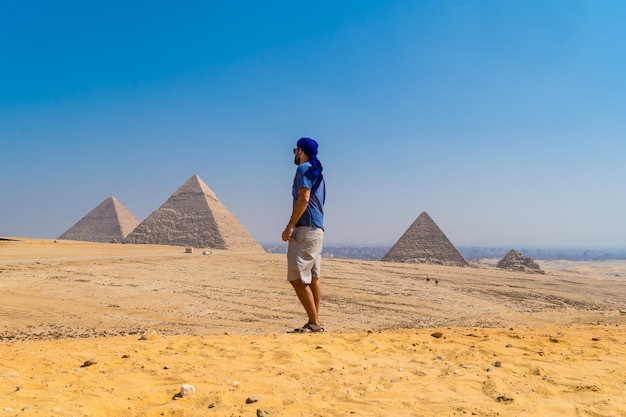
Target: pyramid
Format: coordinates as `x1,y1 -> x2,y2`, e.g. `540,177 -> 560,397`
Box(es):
497,249 -> 545,274
381,211 -> 470,266
59,197 -> 140,243
125,174 -> 264,251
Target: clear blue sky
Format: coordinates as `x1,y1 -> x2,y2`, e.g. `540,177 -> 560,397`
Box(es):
1,0 -> 625,248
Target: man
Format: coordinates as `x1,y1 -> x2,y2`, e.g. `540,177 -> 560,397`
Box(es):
282,137 -> 326,333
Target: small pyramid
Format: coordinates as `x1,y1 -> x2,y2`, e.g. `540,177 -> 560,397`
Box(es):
59,197 -> 139,243
125,174 -> 264,251
497,249 -> 545,274
382,211 -> 469,266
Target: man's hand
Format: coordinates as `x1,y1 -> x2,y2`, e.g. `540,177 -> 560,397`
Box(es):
282,225 -> 294,242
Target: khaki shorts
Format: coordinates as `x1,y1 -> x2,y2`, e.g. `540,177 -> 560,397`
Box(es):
287,226 -> 324,284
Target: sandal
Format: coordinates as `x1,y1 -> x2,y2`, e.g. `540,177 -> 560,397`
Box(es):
289,322 -> 324,333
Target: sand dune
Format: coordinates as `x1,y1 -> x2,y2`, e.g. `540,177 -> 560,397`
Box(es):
1,238 -> 625,416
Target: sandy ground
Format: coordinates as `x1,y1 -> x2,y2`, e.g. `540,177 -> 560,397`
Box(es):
1,238 -> 625,416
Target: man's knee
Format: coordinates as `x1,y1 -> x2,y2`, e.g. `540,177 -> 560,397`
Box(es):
290,278 -> 306,291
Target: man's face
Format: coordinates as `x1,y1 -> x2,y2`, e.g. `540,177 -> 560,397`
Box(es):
293,147 -> 302,165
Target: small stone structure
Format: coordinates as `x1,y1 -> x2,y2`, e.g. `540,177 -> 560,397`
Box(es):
497,249 -> 545,274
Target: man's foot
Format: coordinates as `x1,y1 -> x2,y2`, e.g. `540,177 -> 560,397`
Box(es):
289,322 -> 324,333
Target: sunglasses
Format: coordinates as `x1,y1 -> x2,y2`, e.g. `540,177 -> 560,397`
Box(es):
293,148 -> 298,154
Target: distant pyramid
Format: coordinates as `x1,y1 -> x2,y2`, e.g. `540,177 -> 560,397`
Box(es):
497,249 -> 545,274
125,174 -> 264,251
381,211 -> 469,266
59,197 -> 139,243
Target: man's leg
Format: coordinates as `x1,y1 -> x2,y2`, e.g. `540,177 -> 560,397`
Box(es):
310,277 -> 321,317
287,227 -> 323,328
289,279 -> 319,326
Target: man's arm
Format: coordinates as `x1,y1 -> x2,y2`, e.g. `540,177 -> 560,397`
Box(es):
282,187 -> 311,241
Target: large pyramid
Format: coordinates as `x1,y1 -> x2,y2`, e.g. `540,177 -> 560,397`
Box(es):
125,174 -> 264,251
381,211 -> 470,266
59,197 -> 140,243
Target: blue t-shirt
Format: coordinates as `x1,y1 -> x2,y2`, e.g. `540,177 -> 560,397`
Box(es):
292,162 -> 325,229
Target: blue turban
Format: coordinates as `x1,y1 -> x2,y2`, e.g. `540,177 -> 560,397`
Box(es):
297,137 -> 318,157
297,137 -> 323,187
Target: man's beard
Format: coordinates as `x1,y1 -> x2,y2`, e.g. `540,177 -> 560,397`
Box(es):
294,155 -> 301,165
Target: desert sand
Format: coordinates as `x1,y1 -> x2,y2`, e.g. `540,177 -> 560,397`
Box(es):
1,238 -> 625,416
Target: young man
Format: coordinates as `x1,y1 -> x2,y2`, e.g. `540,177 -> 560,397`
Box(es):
281,137 -> 326,333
